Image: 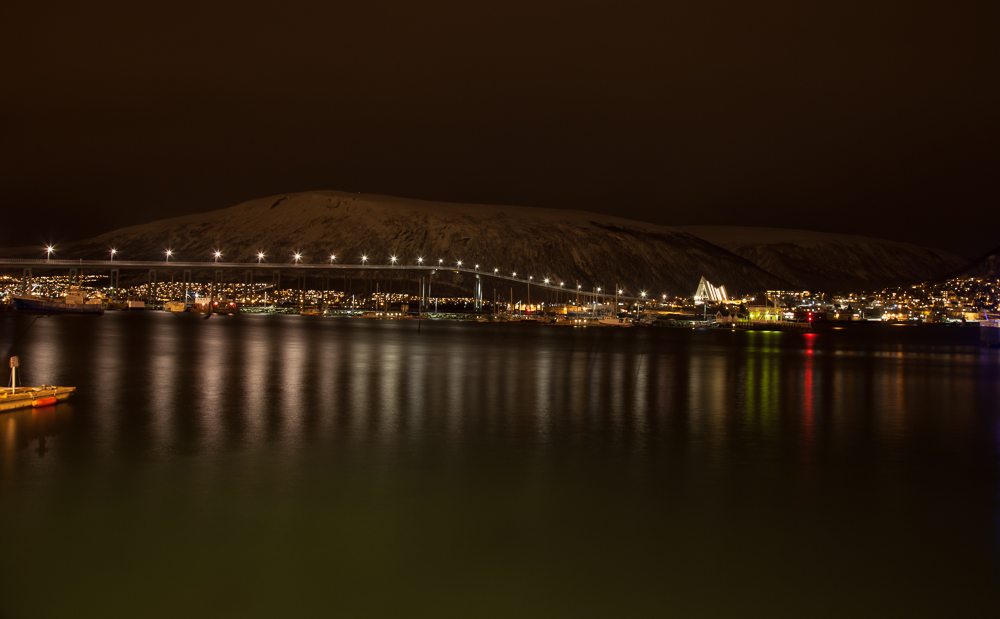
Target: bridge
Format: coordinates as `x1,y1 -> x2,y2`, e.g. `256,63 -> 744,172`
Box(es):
0,258 -> 648,307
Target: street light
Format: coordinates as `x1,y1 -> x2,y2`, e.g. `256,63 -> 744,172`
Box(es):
330,254 -> 337,263
361,255 -> 368,264
417,257 -> 424,264
293,253 -> 302,263
165,249 -> 173,262
390,256 -> 398,265
110,248 -> 117,262
544,279 -> 549,285
45,246 -> 54,261
456,260 -> 462,267
494,268 -> 498,274
438,258 -> 443,265
213,250 -> 222,262
512,272 -> 516,277
257,251 -> 265,264
641,291 -> 647,299
474,264 -> 479,270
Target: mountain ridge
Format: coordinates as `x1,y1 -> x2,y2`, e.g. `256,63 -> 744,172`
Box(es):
0,190 -> 968,295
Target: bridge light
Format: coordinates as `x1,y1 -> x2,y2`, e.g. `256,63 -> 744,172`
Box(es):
494,268 -> 498,274
417,257 -> 424,264
110,248 -> 117,262
257,251 -> 265,264
330,254 -> 336,263
390,255 -> 397,264
361,255 -> 368,264
213,250 -> 222,262
544,279 -> 549,284
165,249 -> 173,262
457,260 -> 462,267
293,253 -> 302,263
641,291 -> 647,298
438,259 -> 443,265
512,272 -> 516,277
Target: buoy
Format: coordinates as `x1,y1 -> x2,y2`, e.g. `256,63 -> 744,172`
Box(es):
32,396 -> 57,407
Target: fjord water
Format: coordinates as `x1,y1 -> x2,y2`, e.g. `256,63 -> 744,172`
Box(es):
1,313 -> 997,617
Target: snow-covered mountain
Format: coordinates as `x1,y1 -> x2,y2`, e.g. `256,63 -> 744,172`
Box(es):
959,245 -> 1000,280
679,226 -> 966,292
2,190 -> 966,295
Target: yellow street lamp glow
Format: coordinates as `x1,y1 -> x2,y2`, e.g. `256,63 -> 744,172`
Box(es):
457,260 -> 462,267
165,249 -> 173,262
390,256 -> 397,264
361,255 -> 368,263
257,251 -> 265,264
214,250 -> 222,262
417,257 -> 424,264
293,253 -> 301,263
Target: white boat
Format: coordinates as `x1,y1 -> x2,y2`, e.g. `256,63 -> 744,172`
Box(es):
598,316 -> 633,327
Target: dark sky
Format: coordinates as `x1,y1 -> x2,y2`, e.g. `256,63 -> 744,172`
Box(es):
4,1 -> 998,257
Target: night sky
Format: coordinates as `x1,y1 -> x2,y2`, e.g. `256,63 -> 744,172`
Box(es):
4,1 -> 998,257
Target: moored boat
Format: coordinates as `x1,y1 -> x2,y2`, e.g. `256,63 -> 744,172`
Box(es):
12,286 -> 104,315
2,357 -> 76,413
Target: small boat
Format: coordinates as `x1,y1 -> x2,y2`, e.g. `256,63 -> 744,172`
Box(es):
127,298 -> 146,311
12,286 -> 104,315
598,316 -> 633,327
163,301 -> 187,313
300,307 -> 324,316
1,356 -> 75,413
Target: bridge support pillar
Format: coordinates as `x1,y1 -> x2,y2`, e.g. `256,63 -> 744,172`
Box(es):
182,270 -> 192,302
22,268 -> 32,295
148,270 -> 156,304
69,267 -> 78,286
110,268 -> 119,290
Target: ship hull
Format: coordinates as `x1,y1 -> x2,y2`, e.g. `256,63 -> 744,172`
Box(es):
12,296 -> 104,315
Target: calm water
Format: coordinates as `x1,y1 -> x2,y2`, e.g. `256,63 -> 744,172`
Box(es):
1,313 -> 998,617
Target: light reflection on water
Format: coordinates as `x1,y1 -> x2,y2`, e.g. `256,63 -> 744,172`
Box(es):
0,312 -> 998,617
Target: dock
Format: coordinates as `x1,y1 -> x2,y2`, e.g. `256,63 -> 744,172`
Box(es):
0,386 -> 76,413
